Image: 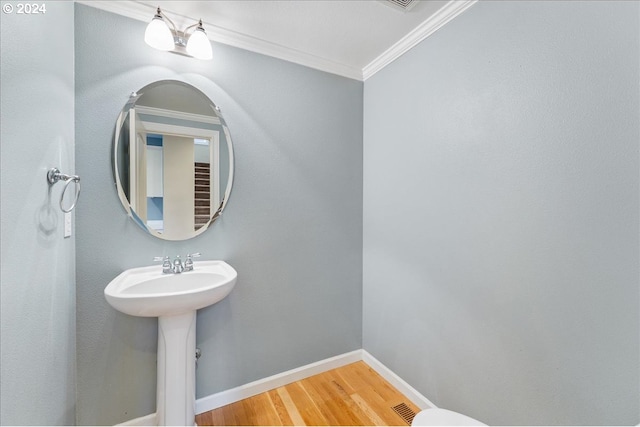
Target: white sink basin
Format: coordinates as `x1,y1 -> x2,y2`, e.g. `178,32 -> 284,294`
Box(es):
105,260 -> 237,317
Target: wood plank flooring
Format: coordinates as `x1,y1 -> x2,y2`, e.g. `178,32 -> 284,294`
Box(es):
195,361 -> 421,426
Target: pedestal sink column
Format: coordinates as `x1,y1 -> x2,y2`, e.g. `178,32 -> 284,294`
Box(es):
157,311 -> 197,426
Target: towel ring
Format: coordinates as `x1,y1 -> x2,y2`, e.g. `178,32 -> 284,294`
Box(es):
47,167 -> 81,213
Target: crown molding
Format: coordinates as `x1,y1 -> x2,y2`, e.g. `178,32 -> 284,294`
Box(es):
362,0 -> 478,80
208,27 -> 364,81
75,0 -> 363,80
76,1 -> 151,24
76,0 -> 476,82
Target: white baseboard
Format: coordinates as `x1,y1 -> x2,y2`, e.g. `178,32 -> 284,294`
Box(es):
117,348 -> 435,424
195,349 -> 363,414
116,412 -> 157,426
195,348 -> 436,414
362,350 -> 436,410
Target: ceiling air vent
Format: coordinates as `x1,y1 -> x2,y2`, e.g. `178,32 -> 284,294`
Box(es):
384,0 -> 418,12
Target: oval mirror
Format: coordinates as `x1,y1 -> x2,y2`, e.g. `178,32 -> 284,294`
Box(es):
113,80 -> 234,240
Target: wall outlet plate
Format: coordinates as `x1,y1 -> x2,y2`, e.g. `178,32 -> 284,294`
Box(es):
64,212 -> 72,238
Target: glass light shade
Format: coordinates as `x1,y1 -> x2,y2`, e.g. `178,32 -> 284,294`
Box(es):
186,27 -> 213,60
145,16 -> 174,51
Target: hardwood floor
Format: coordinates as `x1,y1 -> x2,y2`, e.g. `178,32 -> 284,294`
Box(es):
195,361 -> 421,426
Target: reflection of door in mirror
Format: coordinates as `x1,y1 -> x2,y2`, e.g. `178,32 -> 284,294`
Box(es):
132,126 -> 220,238
129,108 -> 148,222
145,136 -> 220,236
163,135 -> 195,240
123,103 -> 223,238
146,135 -> 164,231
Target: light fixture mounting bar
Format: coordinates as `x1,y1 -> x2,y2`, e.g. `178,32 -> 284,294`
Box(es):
144,7 -> 213,60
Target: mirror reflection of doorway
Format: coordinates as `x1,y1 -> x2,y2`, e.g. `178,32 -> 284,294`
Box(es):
161,135 -> 195,239
143,135 -> 218,238
127,106 -> 221,238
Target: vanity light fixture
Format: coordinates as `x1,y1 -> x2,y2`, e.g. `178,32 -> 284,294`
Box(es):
144,7 -> 213,60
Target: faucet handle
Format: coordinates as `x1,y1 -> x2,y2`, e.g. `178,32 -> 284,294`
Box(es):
184,252 -> 201,271
154,256 -> 172,274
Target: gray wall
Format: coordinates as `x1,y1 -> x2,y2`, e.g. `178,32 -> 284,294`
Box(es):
0,2 -> 77,425
363,1 -> 639,425
74,4 -> 363,425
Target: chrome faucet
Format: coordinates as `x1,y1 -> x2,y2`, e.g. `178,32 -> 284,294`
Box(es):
154,253 -> 201,274
172,256 -> 184,274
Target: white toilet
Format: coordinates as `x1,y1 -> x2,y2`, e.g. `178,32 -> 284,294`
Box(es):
412,408 -> 487,426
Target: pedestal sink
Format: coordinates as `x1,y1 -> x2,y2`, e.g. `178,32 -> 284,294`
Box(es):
104,260 -> 237,426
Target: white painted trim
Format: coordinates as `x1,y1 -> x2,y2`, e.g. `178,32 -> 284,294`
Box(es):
195,350 -> 362,414
117,349 -> 436,424
139,121 -> 216,141
210,133 -> 221,210
204,27 -> 364,81
362,0 -> 478,80
76,0 -> 152,25
136,106 -> 222,125
116,412 -> 157,426
195,349 -> 436,414
362,350 -> 437,410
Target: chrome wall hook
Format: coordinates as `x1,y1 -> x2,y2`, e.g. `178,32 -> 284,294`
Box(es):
47,167 -> 81,213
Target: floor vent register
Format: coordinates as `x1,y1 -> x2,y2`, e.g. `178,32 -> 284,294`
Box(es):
392,402 -> 417,425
